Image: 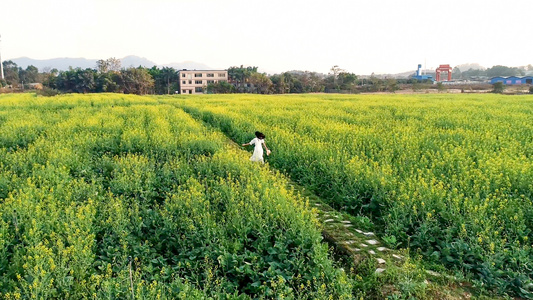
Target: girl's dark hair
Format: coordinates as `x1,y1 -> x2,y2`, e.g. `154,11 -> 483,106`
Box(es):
255,131 -> 265,139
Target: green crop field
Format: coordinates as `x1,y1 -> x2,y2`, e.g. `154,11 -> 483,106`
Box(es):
170,93 -> 533,297
0,92 -> 532,299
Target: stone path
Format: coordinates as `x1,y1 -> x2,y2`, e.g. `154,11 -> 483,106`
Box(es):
179,111 -> 420,278
218,134 -> 404,275
288,181 -> 404,275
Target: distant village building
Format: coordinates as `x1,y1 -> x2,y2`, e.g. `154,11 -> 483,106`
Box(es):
490,76 -> 533,85
178,69 -> 228,94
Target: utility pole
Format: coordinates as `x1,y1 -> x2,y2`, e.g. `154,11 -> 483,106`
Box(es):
0,34 -> 5,81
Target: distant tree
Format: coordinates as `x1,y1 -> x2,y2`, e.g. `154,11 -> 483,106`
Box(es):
42,68 -> 59,89
269,74 -> 286,94
385,78 -> 399,92
486,65 -> 523,77
228,65 -> 258,92
337,72 -> 357,91
299,71 -> 325,92
19,65 -> 40,83
119,67 -> 154,95
461,68 -> 487,79
368,75 -> 385,92
206,81 -> 235,94
95,72 -> 121,93
436,82 -> 446,92
492,82 -> 505,94
160,67 -> 178,94
2,60 -> 19,86
281,72 -> 296,93
52,68 -> 95,93
96,57 -> 121,73
147,67 -> 178,94
249,72 -> 272,94
75,69 -> 96,93
329,65 -> 344,89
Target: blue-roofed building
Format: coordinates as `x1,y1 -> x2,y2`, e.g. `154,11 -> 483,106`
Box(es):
490,76 -> 533,85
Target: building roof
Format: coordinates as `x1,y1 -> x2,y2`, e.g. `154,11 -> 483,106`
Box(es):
178,69 -> 227,72
491,76 -> 533,79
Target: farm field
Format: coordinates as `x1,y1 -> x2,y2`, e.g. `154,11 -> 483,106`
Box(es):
0,92 -> 532,299
0,94 -> 353,299
169,93 -> 533,297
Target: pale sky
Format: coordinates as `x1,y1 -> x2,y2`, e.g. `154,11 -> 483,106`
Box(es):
1,0 -> 532,74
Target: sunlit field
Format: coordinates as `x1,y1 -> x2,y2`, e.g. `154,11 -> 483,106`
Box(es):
0,94 -> 351,299
1,92 -> 532,298
169,93 -> 533,296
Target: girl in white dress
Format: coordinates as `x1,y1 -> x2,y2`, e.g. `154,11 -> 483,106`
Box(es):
242,131 -> 271,163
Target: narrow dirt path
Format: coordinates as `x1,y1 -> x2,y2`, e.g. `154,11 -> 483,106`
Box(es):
173,103 -> 477,299
211,125 -> 401,274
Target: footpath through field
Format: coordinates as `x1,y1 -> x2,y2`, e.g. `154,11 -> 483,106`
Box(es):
173,100 -> 477,299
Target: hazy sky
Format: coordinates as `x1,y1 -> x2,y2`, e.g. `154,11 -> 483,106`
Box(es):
1,0 -> 532,74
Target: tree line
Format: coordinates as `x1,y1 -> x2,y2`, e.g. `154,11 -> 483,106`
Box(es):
2,58 -> 531,95
0,59 -> 397,95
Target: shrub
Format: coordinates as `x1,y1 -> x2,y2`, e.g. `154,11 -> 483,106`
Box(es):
492,82 -> 505,93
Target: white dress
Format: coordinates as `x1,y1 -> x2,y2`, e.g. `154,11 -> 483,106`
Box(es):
249,137 -> 265,163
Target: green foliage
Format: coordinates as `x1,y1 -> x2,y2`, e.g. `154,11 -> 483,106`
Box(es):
174,93 -> 533,298
436,82 -> 446,92
0,93 -> 352,299
206,81 -> 235,94
36,87 -> 61,97
2,60 -> 20,86
492,82 -> 505,93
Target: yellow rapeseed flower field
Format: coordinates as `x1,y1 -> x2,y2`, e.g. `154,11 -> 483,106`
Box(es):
0,93 -> 352,299
168,93 -> 533,296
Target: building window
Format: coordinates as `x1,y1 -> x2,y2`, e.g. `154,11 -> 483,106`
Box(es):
182,74 -> 185,77
195,87 -> 203,93
182,80 -> 186,84
218,73 -> 225,77
207,80 -> 215,84
195,80 -> 202,84
182,90 -> 186,93
207,73 -> 214,77
189,80 -> 192,84
195,73 -> 202,77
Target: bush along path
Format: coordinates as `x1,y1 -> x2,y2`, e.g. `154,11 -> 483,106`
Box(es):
178,107 -> 482,300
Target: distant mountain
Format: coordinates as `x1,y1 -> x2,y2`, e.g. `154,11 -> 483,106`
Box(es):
11,57 -> 98,71
120,55 -> 156,68
9,56 -> 211,71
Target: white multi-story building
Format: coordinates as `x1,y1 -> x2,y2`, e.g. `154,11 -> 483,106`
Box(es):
178,69 -> 228,94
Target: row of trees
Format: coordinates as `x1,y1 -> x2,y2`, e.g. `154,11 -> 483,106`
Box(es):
2,59 -> 532,95
224,65 -> 368,94
1,59 -> 177,95
1,60 -> 368,95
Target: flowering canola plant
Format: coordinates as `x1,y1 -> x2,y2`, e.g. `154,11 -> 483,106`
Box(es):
171,93 -> 533,296
0,93 -> 352,299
